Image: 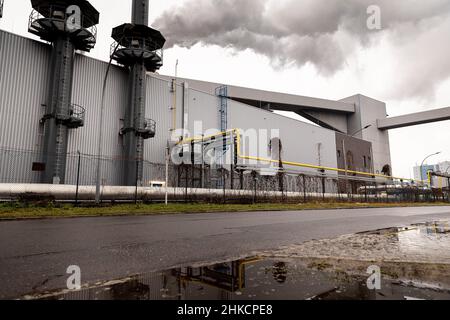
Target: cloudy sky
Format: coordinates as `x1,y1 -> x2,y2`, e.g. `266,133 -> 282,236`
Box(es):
1,0 -> 449,178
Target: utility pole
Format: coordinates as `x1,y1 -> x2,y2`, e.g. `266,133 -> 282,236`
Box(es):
350,125 -> 372,138
165,143 -> 169,205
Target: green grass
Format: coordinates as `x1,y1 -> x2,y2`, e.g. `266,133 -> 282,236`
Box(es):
0,201 -> 449,220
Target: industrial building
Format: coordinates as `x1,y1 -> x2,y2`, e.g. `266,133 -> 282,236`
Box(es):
1,0 -> 450,201
414,162 -> 450,189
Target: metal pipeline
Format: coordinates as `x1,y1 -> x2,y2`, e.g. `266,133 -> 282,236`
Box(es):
178,129 -> 423,184
0,184 -> 363,201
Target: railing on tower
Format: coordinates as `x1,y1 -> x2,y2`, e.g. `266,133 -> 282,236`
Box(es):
28,6 -> 97,51
0,0 -> 4,19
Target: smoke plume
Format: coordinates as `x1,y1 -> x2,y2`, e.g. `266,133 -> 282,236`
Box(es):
154,0 -> 450,98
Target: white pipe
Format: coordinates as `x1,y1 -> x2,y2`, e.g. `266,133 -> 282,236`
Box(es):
0,184 -> 359,201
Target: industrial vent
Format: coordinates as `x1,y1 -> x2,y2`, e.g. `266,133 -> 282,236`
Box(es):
28,0 -> 99,184
111,0 -> 165,186
111,23 -> 165,73
28,0 -> 99,52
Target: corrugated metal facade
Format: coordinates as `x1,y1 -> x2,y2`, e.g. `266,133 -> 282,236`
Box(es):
0,30 -> 338,185
185,86 -> 338,172
0,30 -> 50,151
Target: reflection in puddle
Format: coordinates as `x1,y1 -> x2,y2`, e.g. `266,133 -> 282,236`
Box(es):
28,256 -> 450,301
359,221 -> 450,236
359,221 -> 450,259
22,221 -> 450,301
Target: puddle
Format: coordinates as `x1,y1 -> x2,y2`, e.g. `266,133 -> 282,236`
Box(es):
21,221 -> 450,301
24,256 -> 450,300
357,221 -> 450,262
273,221 -> 450,265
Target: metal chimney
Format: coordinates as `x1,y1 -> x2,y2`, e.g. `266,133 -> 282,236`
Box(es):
28,0 -> 99,184
131,0 -> 148,25
111,0 -> 165,186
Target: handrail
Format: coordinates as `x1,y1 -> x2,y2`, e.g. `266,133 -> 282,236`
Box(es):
53,103 -> 85,122
29,7 -> 97,41
69,104 -> 86,121
110,37 -> 163,59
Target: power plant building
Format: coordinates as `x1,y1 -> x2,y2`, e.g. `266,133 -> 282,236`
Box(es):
1,0 -> 450,195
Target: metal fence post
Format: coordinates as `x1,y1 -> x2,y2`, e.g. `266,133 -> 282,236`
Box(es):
252,171 -> 257,204
364,181 -> 368,202
322,174 -> 326,201
223,169 -> 226,204
302,174 -> 306,203
135,158 -> 138,204
448,178 -> 450,203
165,144 -> 169,206
75,150 -> 81,205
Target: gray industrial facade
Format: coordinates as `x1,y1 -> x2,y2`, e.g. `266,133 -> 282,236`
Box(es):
0,27 -> 394,187
2,18 -> 449,191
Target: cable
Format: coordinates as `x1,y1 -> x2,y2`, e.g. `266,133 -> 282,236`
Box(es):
95,40 -> 123,203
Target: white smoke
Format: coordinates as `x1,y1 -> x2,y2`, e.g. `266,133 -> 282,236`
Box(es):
154,0 -> 450,98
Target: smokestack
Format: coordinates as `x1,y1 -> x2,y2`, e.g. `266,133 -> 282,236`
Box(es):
111,0 -> 165,186
132,0 -> 149,26
28,0 -> 99,184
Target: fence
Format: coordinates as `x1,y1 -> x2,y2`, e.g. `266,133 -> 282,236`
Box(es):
0,147 -> 449,204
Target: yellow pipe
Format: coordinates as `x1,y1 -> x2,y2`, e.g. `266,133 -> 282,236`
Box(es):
178,129 -> 422,184
177,130 -> 235,145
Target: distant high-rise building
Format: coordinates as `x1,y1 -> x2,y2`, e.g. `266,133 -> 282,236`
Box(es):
413,164 -> 437,181
413,161 -> 450,187
437,161 -> 450,174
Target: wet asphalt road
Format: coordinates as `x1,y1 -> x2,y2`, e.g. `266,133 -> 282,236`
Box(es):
1,206 -> 450,299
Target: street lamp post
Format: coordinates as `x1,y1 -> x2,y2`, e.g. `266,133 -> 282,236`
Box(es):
350,124 -> 372,138
420,152 -> 441,185
165,142 -> 169,206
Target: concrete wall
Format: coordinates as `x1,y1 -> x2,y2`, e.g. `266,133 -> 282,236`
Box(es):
335,133 -> 373,173
340,94 -> 392,175
301,110 -> 348,133
157,75 -> 355,113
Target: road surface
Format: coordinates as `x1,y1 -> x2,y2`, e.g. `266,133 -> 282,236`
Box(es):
1,206 -> 450,299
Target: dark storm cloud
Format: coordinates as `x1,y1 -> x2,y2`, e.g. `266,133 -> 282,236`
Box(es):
154,0 -> 450,98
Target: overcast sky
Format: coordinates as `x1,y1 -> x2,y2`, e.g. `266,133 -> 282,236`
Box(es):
1,0 -> 449,178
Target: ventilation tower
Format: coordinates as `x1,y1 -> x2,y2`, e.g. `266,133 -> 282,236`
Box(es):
28,0 -> 99,184
111,0 -> 165,186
